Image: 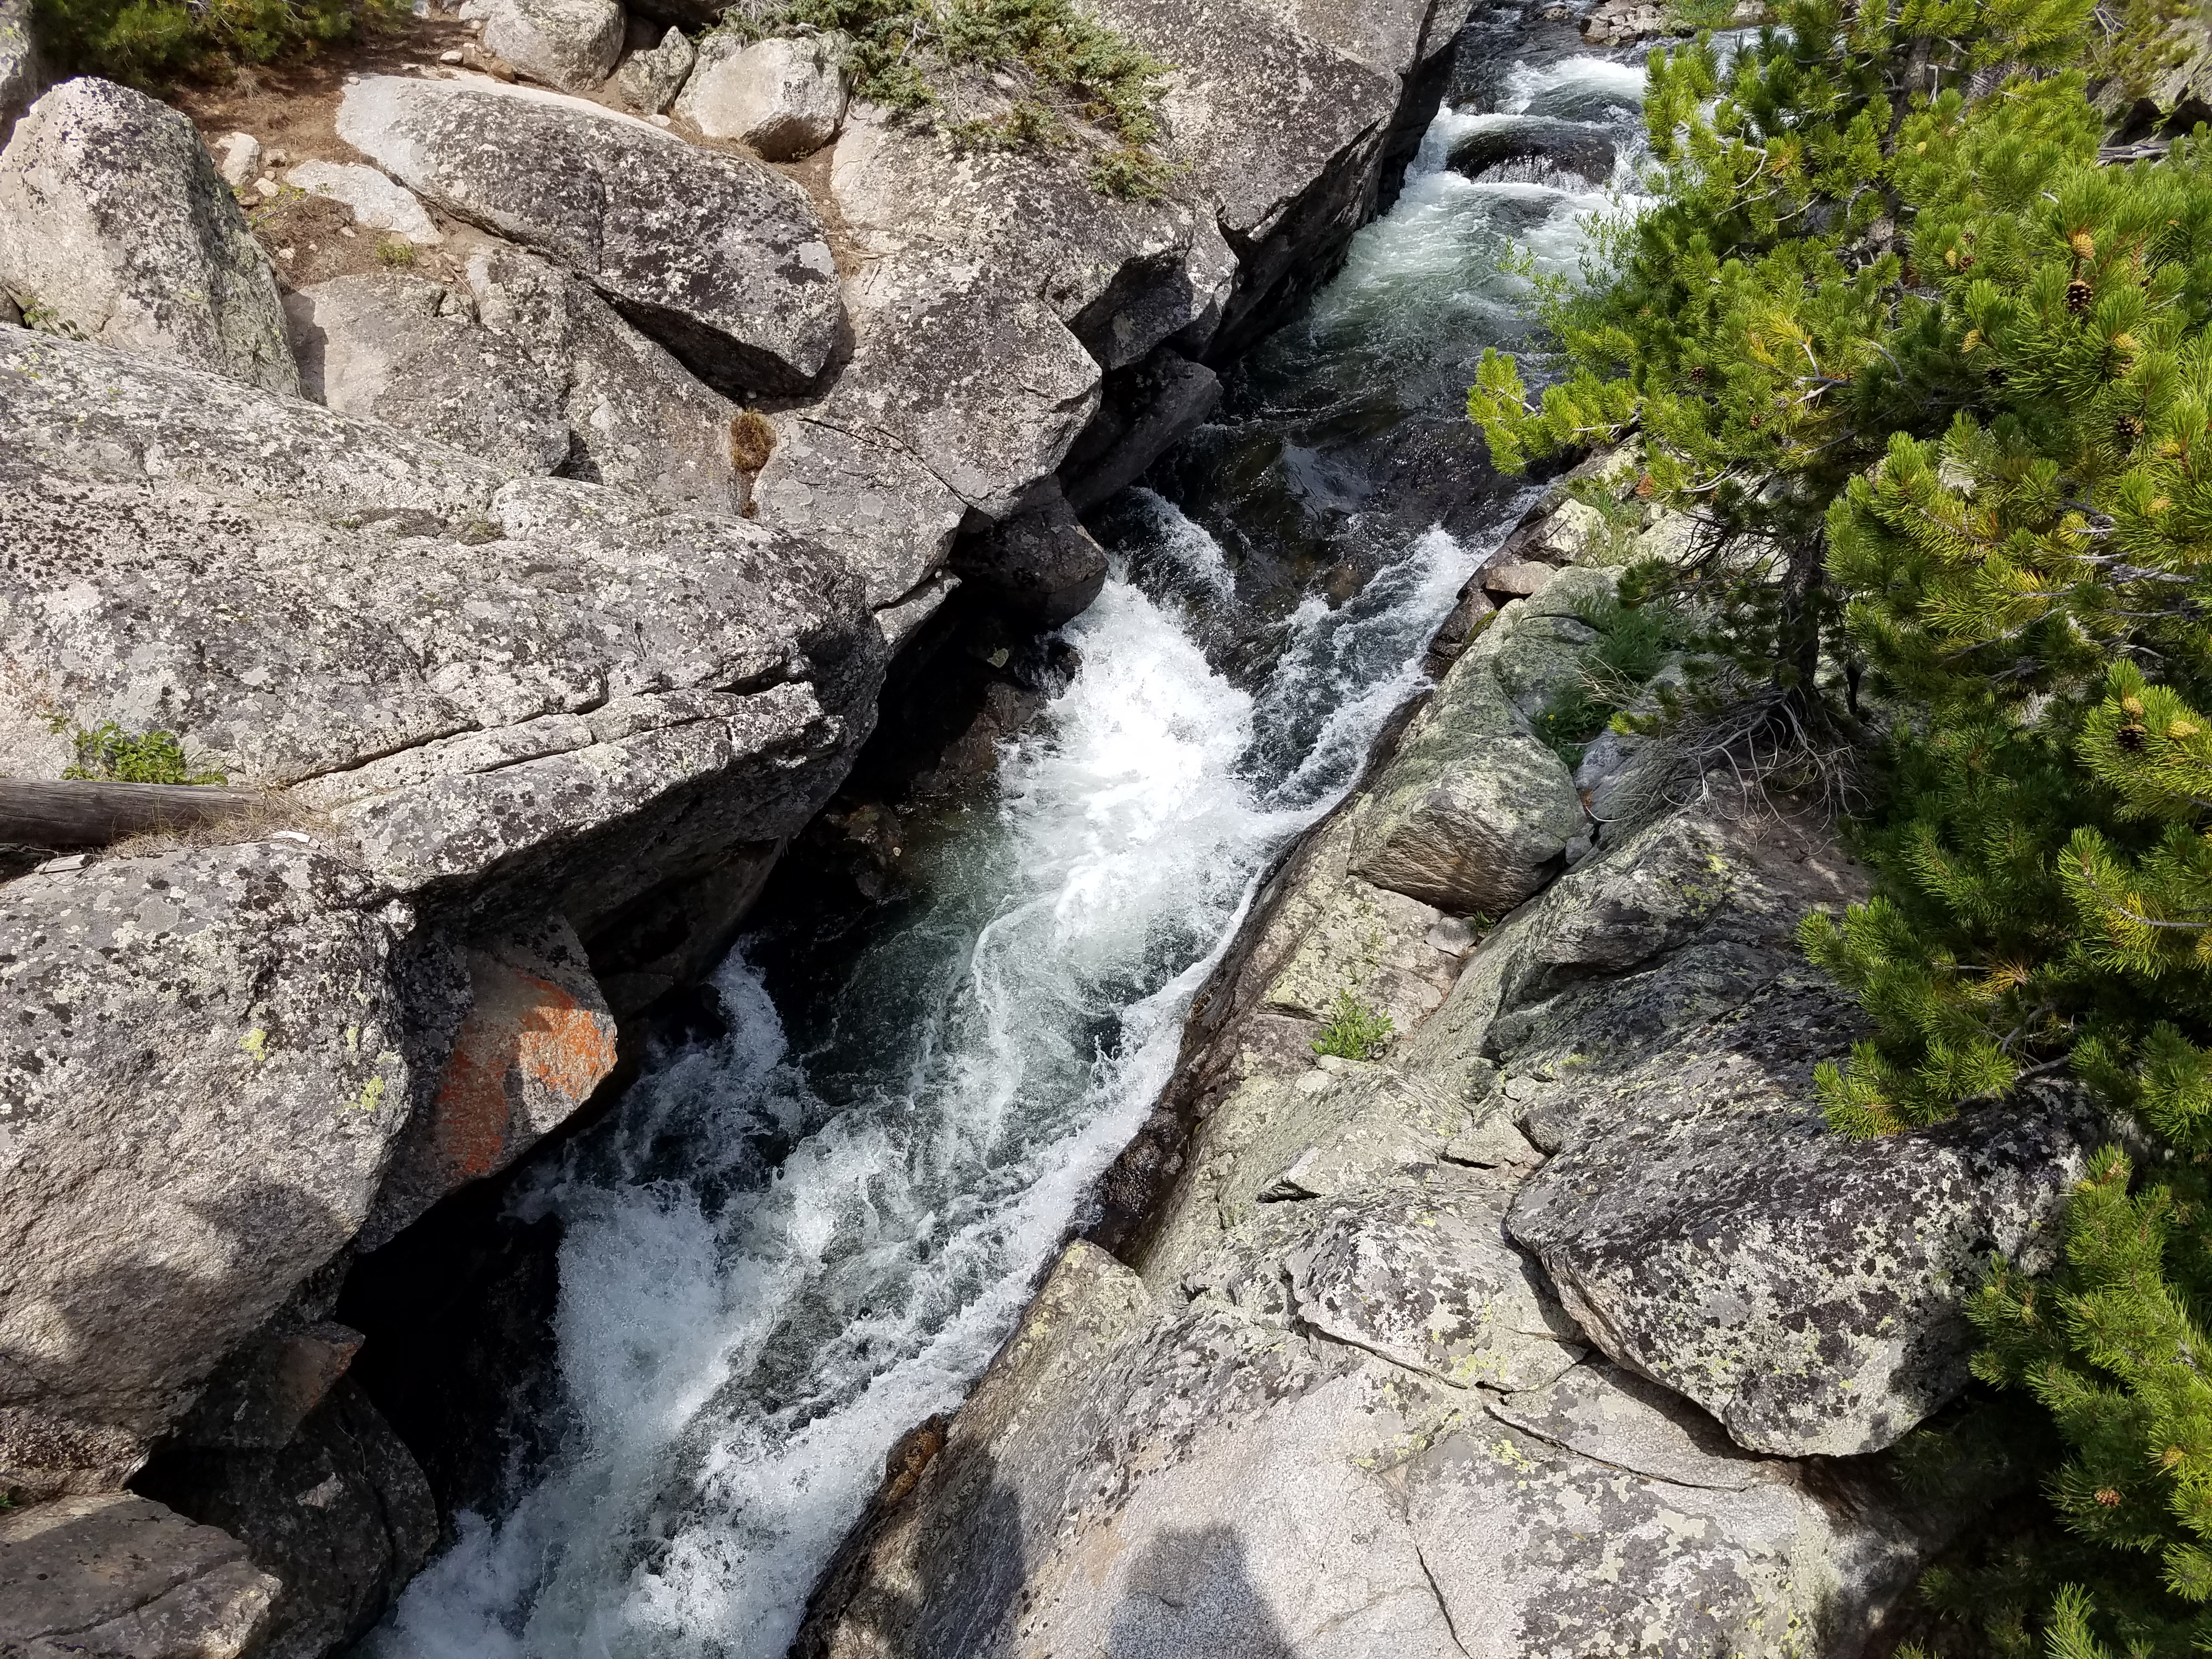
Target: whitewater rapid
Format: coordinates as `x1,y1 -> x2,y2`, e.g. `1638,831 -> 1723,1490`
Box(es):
368,46 -> 1650,1659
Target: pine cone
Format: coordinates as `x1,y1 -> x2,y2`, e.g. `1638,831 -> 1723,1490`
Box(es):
2067,278 -> 2093,314
2118,723 -> 2149,752
1688,364 -> 1707,383
2117,413 -> 2146,447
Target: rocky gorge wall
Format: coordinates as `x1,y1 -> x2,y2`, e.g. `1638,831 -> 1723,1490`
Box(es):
0,2 -> 1470,1652
793,467 -> 2099,1657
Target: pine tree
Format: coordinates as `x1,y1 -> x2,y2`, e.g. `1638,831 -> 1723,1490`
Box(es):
1465,0 -> 2212,1643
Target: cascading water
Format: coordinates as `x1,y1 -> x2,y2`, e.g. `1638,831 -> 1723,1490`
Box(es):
369,28 -> 1654,1659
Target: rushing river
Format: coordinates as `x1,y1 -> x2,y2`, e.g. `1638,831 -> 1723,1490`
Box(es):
369,25 -> 1651,1659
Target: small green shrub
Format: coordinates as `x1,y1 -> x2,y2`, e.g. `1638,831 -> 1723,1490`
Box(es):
375,238 -> 418,267
1313,991 -> 1395,1061
33,0 -> 404,89
61,721 -> 227,785
1534,585 -> 1675,765
726,0 -> 1175,196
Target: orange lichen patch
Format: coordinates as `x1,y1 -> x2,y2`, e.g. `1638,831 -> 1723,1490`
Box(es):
430,964 -> 617,1185
516,979 -> 620,1110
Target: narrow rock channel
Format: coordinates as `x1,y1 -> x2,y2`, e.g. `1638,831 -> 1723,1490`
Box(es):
354,21 -> 1657,1658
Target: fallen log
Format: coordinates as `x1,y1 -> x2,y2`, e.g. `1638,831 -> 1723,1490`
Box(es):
0,780 -> 269,850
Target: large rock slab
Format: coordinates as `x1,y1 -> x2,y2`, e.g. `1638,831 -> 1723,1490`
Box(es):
0,1493 -> 279,1659
0,843 -> 415,1494
465,242 -> 746,514
800,1239 -> 1932,1659
284,272 -> 572,477
0,331 -> 883,940
0,78 -> 296,395
337,75 -> 840,397
1508,1065 -> 2094,1458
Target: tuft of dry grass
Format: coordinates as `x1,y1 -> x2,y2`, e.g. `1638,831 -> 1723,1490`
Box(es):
730,409 -> 778,474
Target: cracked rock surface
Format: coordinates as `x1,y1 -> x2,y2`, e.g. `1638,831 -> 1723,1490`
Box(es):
336,75 -> 842,397
0,330 -> 882,928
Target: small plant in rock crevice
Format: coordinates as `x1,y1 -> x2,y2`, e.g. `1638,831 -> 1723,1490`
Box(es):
1312,990 -> 1395,1061
719,0 -> 1180,198
1532,583 -> 1676,768
59,720 -> 228,785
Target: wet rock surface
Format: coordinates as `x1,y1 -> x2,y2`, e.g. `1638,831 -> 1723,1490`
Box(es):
1446,114 -> 1617,184
0,78 -> 296,394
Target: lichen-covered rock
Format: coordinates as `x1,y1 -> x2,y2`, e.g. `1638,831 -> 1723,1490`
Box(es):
1261,870 -> 1457,1031
1288,1171 -> 1585,1389
1508,1065 -> 2094,1457
0,330 -> 883,975
610,23 -> 693,114
1349,572 -> 1599,916
482,0 -> 624,91
0,1494 -> 279,1659
337,75 -> 840,396
134,1381 -> 437,1659
284,273 -> 572,477
675,32 -> 847,159
464,242 -> 746,513
0,843 -> 414,1493
801,1236 -> 1930,1659
357,917 -> 616,1250
0,78 -> 296,395
751,413 -> 970,611
0,0 -> 42,142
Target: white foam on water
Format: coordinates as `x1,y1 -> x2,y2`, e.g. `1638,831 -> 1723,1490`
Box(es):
1500,53 -> 1648,118
1124,485 -> 1237,601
